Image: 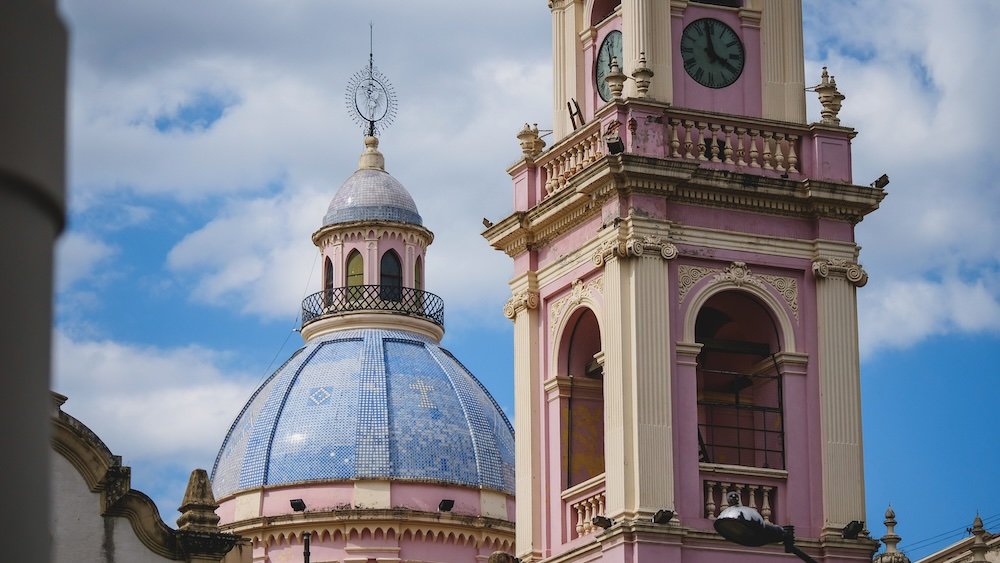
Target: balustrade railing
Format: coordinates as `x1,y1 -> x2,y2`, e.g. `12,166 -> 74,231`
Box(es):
301,285 -> 445,328
704,479 -> 776,521
561,473 -> 606,541
530,102 -> 850,203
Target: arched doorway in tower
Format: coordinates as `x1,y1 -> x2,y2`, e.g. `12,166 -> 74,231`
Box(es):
694,291 -> 785,470
558,307 -> 604,488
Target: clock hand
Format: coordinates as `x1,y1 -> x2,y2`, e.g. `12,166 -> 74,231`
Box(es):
719,58 -> 739,75
704,22 -> 720,63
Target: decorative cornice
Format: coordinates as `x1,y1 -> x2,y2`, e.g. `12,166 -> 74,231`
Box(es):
678,262 -> 799,319
592,235 -> 678,266
313,221 -> 434,249
549,277 -> 603,336
812,258 -> 868,287
503,291 -> 540,320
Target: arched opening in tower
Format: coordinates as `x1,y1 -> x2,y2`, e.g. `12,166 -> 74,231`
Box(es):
559,307 -> 605,488
694,291 -> 785,470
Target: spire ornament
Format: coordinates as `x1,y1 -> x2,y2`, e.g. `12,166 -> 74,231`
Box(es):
814,67 -> 845,126
346,23 -> 398,137
873,505 -> 910,563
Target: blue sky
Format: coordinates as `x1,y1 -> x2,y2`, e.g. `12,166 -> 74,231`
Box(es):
52,1 -> 998,559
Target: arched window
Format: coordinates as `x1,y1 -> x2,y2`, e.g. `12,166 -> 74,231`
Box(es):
695,291 -> 784,469
414,256 -> 423,291
380,250 -> 402,302
590,0 -> 620,25
559,308 -> 604,488
346,250 -> 364,300
323,257 -> 334,306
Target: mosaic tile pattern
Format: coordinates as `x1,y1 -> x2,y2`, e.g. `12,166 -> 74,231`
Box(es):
211,328 -> 514,499
323,169 -> 423,226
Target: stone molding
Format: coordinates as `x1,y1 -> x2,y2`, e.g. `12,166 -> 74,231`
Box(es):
313,221 -> 434,250
503,290 -> 540,319
592,235 -> 678,266
812,257 -> 868,287
678,262 -> 799,319
51,394 -> 239,561
548,277 -> 604,337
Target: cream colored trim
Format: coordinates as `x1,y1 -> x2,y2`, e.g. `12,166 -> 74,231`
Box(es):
560,472 -> 607,501
312,221 -> 433,249
479,490 -> 509,521
548,277 -> 604,337
300,312 -> 444,343
233,490 -> 263,521
678,261 -> 799,320
681,269 -> 798,352
699,462 -> 788,480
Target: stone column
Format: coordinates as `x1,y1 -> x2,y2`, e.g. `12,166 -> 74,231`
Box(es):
753,0 -> 806,123
0,2 -> 66,561
549,0 -> 580,141
621,0 -> 671,102
812,257 -> 867,536
503,274 -> 541,562
593,236 -> 677,520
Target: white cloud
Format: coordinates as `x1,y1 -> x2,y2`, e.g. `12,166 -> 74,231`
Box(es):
859,276 -> 1000,358
51,331 -> 257,468
55,232 -> 117,292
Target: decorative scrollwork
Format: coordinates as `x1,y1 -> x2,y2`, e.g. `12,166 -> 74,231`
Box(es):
812,258 -> 868,287
503,291 -> 540,319
549,277 -> 603,336
593,236 -> 677,266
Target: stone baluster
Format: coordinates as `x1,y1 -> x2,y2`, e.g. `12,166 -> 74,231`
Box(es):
748,129 -> 760,167
762,131 -> 774,170
696,122 -> 708,161
683,120 -> 695,159
761,486 -> 773,522
786,134 -> 799,173
774,133 -> 786,173
709,123 -> 721,162
722,125 -> 735,164
735,128 -> 747,166
705,481 -> 717,519
669,119 -> 681,158
748,485 -> 759,512
575,502 -> 585,535
543,162 -> 555,195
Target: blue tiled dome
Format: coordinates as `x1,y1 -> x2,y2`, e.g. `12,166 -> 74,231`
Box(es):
322,136 -> 423,227
211,329 -> 514,499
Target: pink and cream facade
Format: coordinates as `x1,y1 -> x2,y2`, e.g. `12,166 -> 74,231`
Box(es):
485,1 -> 883,561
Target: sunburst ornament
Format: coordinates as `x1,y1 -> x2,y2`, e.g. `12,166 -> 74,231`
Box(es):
345,29 -> 397,137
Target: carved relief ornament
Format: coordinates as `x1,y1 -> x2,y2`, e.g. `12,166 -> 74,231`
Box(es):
592,235 -> 678,266
503,291 -> 540,319
678,262 -> 799,320
549,277 -> 604,336
812,258 -> 868,287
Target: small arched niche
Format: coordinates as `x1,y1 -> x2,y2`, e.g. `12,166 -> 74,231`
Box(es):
557,307 -> 605,488
380,249 -> 402,301
591,0 -> 621,25
694,290 -> 785,469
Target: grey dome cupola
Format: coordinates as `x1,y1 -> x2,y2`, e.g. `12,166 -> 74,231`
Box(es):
322,136 -> 423,227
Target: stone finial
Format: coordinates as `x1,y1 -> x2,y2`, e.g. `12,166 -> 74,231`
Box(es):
487,552 -> 517,563
632,52 -> 654,98
516,123 -> 545,158
176,469 -> 221,532
874,505 -> 911,563
971,514 -> 988,562
607,56 -> 627,100
358,135 -> 386,170
815,67 -> 845,125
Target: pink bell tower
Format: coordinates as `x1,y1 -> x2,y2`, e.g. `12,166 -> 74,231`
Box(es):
484,0 -> 884,561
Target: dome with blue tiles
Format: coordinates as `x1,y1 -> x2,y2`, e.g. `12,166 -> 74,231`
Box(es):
322,136 -> 423,227
211,328 -> 514,500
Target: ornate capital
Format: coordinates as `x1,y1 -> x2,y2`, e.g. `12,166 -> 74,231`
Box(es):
592,236 -> 677,266
503,291 -> 539,319
812,258 -> 868,287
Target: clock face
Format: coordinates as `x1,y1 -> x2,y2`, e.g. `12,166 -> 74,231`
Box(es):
679,18 -> 745,89
595,30 -> 623,102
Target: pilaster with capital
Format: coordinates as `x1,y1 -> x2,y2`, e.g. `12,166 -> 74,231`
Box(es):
595,229 -> 677,521
811,256 -> 867,535
505,275 -> 542,562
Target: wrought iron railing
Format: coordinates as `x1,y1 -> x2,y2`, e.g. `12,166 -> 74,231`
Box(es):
300,285 -> 445,327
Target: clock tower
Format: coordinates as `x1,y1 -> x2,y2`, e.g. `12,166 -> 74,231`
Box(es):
485,0 -> 883,562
